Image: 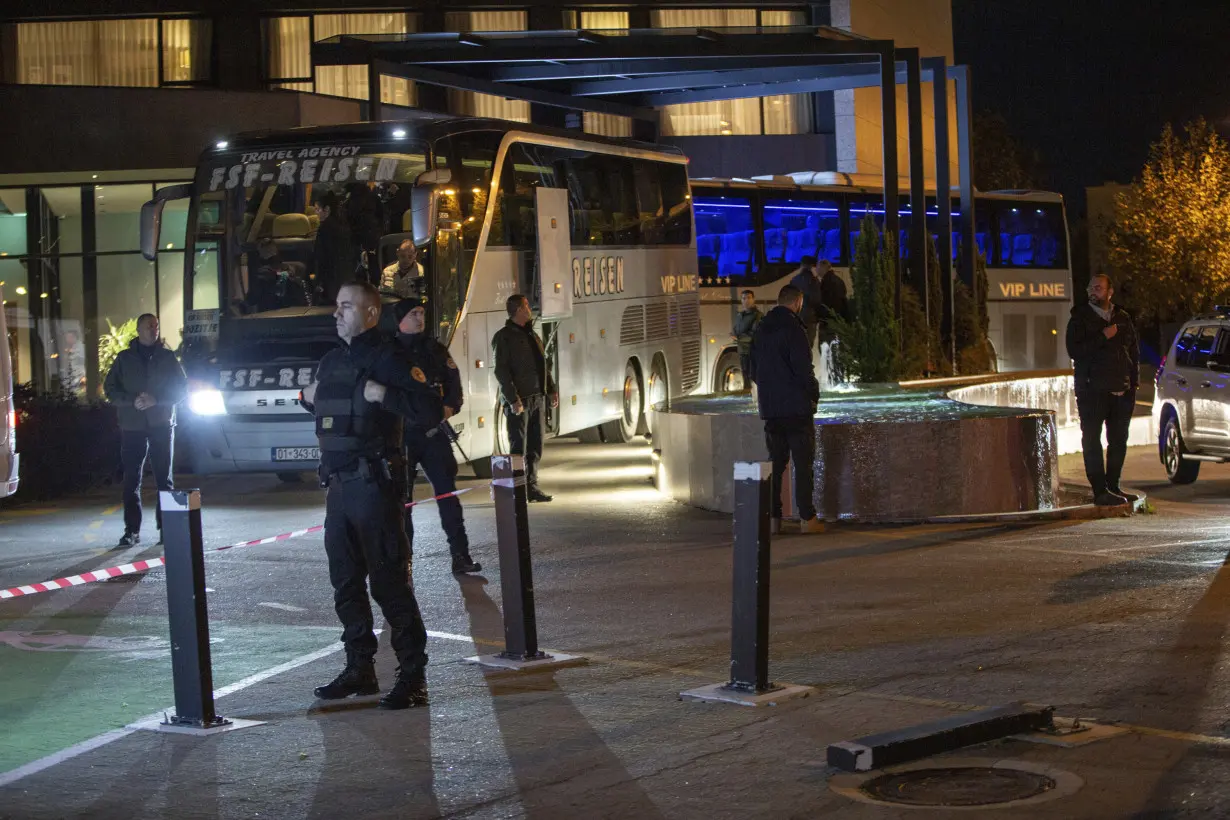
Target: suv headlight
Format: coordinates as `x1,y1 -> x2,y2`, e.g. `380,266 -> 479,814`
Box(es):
188,386 -> 227,416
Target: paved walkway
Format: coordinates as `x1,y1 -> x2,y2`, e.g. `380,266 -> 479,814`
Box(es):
4,442 -> 1230,817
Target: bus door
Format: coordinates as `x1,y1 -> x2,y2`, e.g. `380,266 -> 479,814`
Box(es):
540,320 -> 561,436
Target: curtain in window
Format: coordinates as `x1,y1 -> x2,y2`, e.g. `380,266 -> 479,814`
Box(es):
161,19 -> 211,83
651,10 -> 760,136
16,19 -> 159,87
267,17 -> 311,81
580,11 -> 630,32
445,11 -> 530,123
314,14 -> 417,106
760,11 -> 812,134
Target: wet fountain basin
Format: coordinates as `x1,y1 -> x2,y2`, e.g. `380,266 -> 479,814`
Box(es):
650,387 -> 1059,522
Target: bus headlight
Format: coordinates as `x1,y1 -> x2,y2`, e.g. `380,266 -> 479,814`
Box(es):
188,387 -> 227,416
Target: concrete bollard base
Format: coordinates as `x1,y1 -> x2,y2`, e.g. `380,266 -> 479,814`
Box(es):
680,681 -> 814,707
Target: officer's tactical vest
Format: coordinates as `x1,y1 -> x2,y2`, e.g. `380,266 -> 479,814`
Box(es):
314,347 -> 388,457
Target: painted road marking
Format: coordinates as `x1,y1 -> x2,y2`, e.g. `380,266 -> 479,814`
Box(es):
256,602 -> 307,613
0,638 -> 351,789
88,521 -> 102,530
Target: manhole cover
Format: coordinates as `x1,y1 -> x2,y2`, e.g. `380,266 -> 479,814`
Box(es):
861,766 -> 1056,807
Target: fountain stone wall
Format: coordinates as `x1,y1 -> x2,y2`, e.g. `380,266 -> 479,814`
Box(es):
650,385 -> 1059,522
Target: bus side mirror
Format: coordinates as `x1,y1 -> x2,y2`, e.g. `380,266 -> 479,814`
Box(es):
410,186 -> 439,246
140,183 -> 194,261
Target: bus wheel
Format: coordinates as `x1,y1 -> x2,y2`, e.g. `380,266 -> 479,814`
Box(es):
641,355 -> 669,437
715,349 -> 745,393
575,426 -> 604,444
619,361 -> 644,441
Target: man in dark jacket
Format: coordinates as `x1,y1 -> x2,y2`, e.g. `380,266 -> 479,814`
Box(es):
313,191 -> 357,305
492,294 -> 557,502
817,261 -> 850,342
732,290 -> 762,387
300,282 -> 443,710
748,285 -> 824,534
1065,273 -> 1140,506
394,299 -> 479,574
103,313 -> 187,547
788,256 -> 825,351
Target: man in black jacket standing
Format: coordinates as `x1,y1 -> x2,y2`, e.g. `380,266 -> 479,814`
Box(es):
301,281 -> 443,710
394,298 -> 479,573
1065,273 -> 1140,506
748,285 -> 824,534
104,313 -> 187,547
492,294 -> 557,502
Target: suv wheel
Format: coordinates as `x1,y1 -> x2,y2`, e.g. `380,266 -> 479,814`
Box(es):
1162,415 -> 1200,484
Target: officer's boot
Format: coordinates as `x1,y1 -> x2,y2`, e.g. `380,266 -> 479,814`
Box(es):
378,666 -> 429,710
313,652 -> 379,700
451,552 -> 482,574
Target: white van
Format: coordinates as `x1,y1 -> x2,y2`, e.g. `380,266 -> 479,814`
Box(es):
0,285 -> 19,497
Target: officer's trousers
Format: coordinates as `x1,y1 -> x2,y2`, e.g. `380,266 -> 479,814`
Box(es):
404,428 -> 468,555
324,470 -> 428,671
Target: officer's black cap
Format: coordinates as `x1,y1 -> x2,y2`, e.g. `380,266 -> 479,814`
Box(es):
393,298 -> 427,324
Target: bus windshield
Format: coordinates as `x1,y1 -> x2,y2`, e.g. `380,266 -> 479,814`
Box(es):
195,142 -> 429,317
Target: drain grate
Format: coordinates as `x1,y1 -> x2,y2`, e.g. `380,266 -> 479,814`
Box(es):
861,766 -> 1056,807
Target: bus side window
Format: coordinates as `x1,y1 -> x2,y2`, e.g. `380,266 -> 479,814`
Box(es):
991,201 -> 1067,269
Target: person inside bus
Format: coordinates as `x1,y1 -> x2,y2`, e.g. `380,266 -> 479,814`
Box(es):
747,285 -> 824,535
345,183 -> 384,285
312,190 -> 357,305
244,237 -> 308,313
381,240 -> 426,299
788,256 -> 826,351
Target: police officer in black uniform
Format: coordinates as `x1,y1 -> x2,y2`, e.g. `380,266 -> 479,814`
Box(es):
393,298 -> 480,574
300,281 -> 443,710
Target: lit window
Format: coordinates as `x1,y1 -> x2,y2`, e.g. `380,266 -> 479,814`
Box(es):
651,9 -> 813,137
13,18 -> 211,88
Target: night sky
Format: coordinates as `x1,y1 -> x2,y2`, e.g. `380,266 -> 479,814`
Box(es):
952,0 -> 1230,215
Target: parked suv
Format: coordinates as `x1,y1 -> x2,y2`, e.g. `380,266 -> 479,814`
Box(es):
1154,310 -> 1230,483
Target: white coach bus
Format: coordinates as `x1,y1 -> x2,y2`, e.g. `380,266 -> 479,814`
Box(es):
141,117 -> 700,478
691,174 -> 1073,390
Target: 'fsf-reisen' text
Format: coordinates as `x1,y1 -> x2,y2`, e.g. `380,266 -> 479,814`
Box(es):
209,146 -> 398,192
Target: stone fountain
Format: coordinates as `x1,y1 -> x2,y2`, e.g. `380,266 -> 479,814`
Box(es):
649,356 -> 1061,523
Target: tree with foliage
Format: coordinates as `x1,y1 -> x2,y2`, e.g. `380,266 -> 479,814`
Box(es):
973,112 -> 1041,191
830,215 -> 900,383
1106,118 -> 1230,325
98,317 -> 138,384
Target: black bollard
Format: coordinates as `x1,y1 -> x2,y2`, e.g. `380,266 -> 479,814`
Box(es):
160,489 -> 230,729
491,454 -> 547,662
728,461 -> 773,692
680,462 -> 812,706
465,455 -> 583,671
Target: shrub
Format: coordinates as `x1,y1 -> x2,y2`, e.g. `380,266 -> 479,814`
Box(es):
99,318 -> 138,385
12,384 -> 120,501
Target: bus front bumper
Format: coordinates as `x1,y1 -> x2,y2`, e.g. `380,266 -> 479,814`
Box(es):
181,414 -> 319,475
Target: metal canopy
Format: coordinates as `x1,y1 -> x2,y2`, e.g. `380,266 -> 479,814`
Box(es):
311,27 -> 976,352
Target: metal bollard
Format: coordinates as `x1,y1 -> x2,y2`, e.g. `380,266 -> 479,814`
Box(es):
729,461 -> 773,692
491,454 -> 546,662
464,455 -> 583,671
680,462 -> 813,706
160,489 -> 230,729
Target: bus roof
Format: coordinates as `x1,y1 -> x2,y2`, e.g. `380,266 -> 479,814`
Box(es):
207,116 -> 684,161
690,174 -> 1064,204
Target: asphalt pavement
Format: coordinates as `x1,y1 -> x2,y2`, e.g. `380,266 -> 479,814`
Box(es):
3,439 -> 1230,817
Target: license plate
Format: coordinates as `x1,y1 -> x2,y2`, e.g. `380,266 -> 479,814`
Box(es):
272,447 -> 320,462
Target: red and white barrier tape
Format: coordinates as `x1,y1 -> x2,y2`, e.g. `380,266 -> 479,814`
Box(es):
0,485 -> 481,601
